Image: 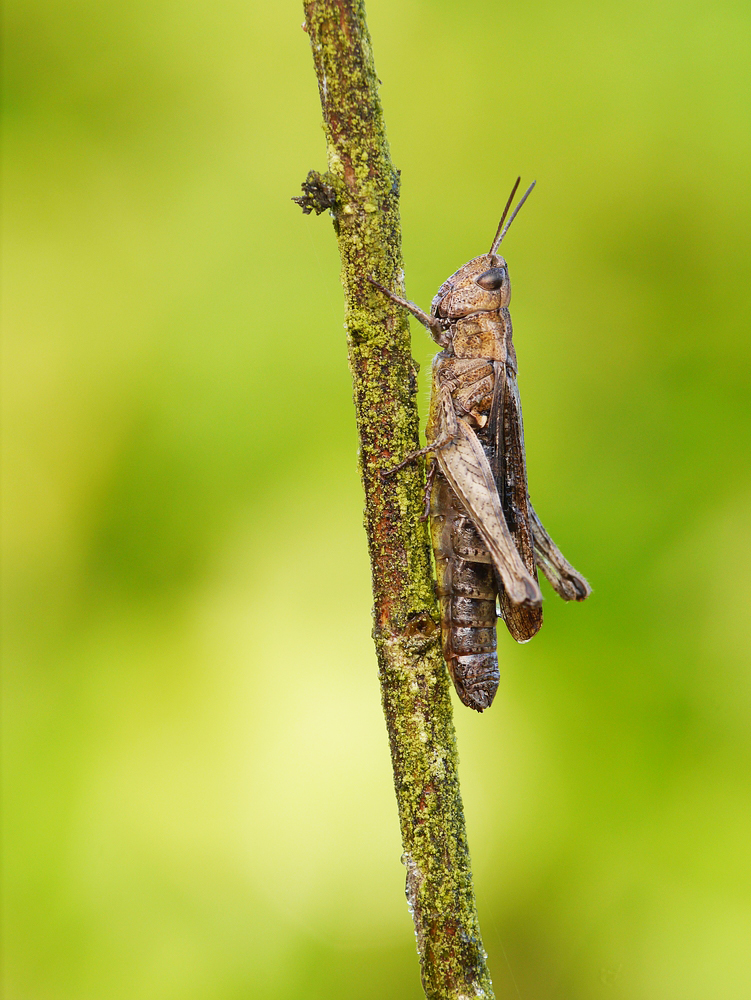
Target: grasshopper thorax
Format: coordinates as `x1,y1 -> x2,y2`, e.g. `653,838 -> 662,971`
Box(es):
431,253 -> 511,322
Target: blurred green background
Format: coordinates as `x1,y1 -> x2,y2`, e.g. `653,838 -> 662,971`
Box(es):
3,1 -> 751,997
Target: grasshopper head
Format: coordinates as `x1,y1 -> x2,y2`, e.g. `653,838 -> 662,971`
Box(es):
430,177 -> 534,323
430,253 -> 511,320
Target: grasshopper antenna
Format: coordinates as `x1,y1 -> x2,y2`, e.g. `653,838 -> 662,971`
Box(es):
490,179 -> 536,254
489,177 -> 520,255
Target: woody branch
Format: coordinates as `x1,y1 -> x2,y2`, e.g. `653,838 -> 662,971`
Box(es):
295,2 -> 494,998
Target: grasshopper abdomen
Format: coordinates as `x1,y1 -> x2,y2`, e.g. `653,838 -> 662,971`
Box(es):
431,473 -> 500,712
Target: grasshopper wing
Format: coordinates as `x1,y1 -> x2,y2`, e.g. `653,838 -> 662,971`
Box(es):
489,362 -> 544,642
432,390 -> 541,607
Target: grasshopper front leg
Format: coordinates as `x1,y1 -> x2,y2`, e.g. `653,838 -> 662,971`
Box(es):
367,276 -> 451,347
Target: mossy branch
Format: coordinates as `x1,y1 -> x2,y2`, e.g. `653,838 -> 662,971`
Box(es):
296,3 -> 494,998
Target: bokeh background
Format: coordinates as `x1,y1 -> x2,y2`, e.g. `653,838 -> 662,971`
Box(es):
3,1 -> 751,997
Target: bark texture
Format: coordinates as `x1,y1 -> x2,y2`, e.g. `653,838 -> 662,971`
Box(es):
297,3 -> 494,997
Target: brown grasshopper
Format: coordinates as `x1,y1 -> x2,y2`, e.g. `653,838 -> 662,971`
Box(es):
370,179 -> 591,712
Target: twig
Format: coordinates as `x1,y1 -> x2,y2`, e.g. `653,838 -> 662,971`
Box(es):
296,3 -> 494,997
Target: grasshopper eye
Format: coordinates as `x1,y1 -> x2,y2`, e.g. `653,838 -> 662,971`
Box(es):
476,268 -> 506,291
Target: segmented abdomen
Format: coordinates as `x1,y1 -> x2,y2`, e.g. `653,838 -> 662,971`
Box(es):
430,471 -> 500,712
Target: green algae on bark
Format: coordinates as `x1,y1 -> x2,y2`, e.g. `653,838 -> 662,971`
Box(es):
296,3 -> 494,997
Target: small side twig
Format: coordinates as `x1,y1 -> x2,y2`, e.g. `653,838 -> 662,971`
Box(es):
292,169 -> 337,215
296,3 -> 494,997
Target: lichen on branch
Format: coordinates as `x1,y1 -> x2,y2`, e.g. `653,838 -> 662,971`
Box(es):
296,3 -> 494,997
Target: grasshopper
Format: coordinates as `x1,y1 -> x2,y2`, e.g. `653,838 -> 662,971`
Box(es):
370,179 -> 591,712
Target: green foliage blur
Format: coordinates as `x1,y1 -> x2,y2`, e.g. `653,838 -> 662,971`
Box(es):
3,1 -> 751,997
